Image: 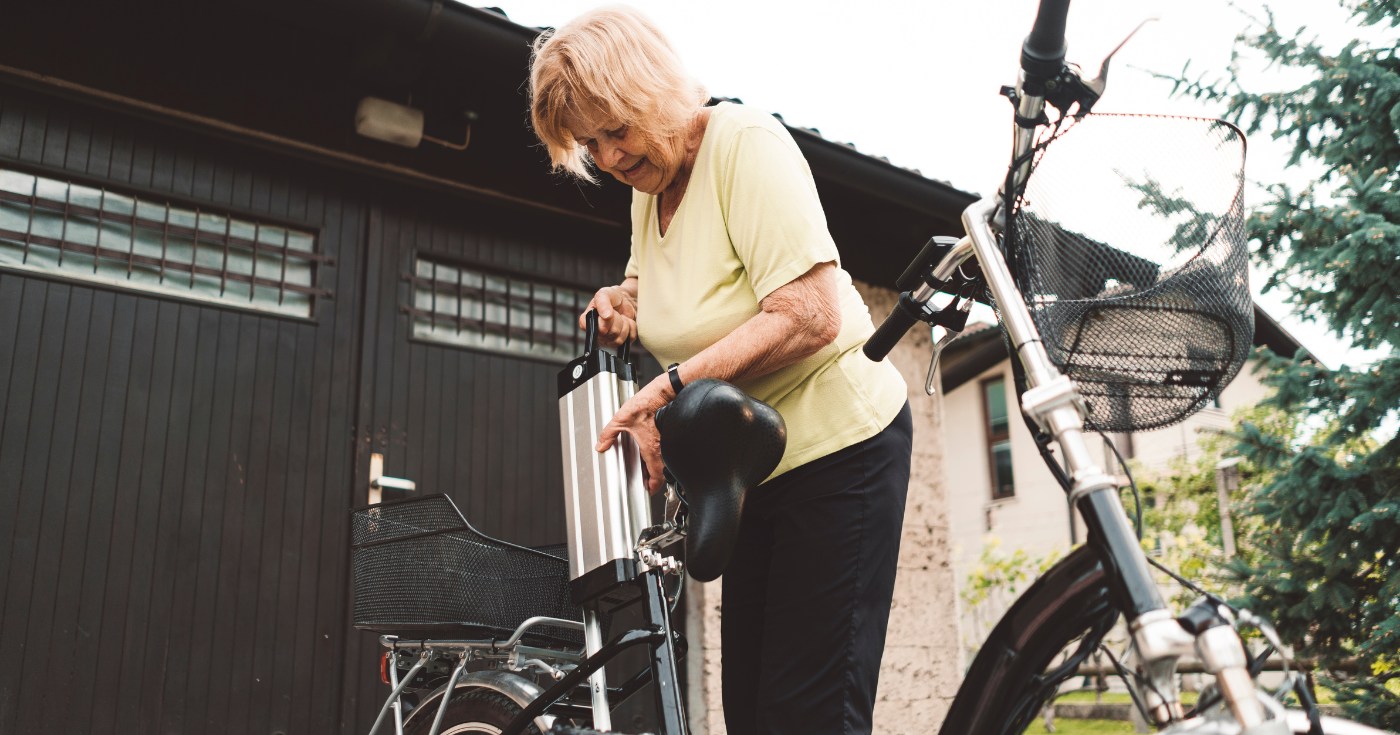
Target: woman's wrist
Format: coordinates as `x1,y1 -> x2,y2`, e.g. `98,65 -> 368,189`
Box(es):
651,371 -> 680,402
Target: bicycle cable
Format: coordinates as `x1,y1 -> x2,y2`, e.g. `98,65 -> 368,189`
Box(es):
1093,428 -> 1143,541
1100,642 -> 1161,725
1143,555 -> 1219,605
1141,547 -> 1308,727
667,571 -> 684,616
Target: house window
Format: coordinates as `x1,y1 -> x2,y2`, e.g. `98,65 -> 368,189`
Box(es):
0,167 -> 326,318
983,376 -> 1015,499
406,255 -> 597,363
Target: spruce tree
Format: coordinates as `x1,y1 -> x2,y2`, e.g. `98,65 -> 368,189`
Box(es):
1168,1 -> 1398,726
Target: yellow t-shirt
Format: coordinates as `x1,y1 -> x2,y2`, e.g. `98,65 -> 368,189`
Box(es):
625,102 -> 907,480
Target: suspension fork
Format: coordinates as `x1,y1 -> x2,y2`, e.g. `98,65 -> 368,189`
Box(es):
961,196 -> 1275,728
963,197 -> 1213,725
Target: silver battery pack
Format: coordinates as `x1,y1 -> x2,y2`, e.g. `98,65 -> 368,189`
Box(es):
556,339 -> 651,609
556,332 -> 650,732
615,355 -> 653,552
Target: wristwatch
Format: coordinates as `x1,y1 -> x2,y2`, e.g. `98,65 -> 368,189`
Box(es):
666,363 -> 684,394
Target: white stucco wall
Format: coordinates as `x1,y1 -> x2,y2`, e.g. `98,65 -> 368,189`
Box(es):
942,361 -> 1112,593
1128,364 -> 1272,471
683,282 -> 962,734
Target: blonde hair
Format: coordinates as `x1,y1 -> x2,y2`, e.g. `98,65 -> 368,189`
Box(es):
528,6 -> 707,181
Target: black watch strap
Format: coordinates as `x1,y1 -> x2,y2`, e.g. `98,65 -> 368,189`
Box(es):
666,363 -> 684,394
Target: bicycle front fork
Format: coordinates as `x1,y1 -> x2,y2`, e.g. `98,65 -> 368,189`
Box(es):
959,197 -> 1268,730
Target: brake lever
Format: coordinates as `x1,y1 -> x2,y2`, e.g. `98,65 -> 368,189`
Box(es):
923,324 -> 963,396
923,290 -> 977,395
1045,18 -> 1157,115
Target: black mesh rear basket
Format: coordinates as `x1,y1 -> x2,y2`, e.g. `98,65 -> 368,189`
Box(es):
1007,114 -> 1252,433
351,494 -> 584,647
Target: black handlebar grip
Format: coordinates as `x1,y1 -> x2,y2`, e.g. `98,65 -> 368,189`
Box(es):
863,293 -> 924,362
895,236 -> 959,293
1022,0 -> 1071,79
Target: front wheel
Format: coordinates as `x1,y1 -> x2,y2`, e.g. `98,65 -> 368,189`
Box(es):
403,689 -> 543,735
941,545 -> 1118,735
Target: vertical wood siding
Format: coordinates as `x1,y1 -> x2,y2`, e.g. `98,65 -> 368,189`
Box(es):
0,84 -> 639,734
0,87 -> 366,735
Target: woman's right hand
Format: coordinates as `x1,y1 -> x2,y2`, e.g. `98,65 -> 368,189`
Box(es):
581,284 -> 638,347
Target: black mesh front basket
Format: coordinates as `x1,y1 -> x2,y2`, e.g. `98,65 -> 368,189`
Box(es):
351,494 -> 584,647
1008,114 -> 1252,433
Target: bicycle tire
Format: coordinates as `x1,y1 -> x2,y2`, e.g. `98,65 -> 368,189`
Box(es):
402,688 -> 543,735
940,545 -> 1118,735
548,725 -> 653,735
938,546 -> 1397,735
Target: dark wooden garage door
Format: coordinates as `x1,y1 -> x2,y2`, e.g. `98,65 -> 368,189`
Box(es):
338,202 -> 627,729
0,87 -> 367,735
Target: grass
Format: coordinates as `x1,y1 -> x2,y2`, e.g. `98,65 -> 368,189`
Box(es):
1023,681 -> 1344,734
1055,689 -> 1200,705
1023,719 -> 1137,734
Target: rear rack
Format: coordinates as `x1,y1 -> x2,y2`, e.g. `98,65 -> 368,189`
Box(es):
368,616 -> 587,735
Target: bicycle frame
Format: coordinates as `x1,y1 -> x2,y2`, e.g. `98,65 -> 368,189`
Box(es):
945,198 -> 1218,727
911,51 -> 1274,730
384,568 -> 686,735
962,196 -> 1169,618
499,568 -> 686,735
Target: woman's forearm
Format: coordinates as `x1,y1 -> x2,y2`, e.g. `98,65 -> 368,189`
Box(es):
594,263 -> 840,492
618,276 -> 638,301
672,262 -> 841,389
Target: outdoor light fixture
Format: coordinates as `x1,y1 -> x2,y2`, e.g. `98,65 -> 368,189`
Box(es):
354,96 -> 474,151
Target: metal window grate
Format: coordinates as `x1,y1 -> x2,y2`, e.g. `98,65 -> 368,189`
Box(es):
0,167 -> 328,318
405,255 -> 598,363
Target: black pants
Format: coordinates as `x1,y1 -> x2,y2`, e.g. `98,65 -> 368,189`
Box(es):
721,403 -> 913,735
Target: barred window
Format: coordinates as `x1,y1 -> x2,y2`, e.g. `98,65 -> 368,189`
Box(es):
407,255 -> 596,362
0,168 -> 327,318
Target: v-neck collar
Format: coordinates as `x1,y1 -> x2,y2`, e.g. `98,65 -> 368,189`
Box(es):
654,103 -> 723,241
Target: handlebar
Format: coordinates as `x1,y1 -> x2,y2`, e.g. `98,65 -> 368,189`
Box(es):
864,8 -> 1076,365
896,237 -> 956,292
863,293 -> 925,362
1022,0 -> 1071,81
865,236 -> 978,362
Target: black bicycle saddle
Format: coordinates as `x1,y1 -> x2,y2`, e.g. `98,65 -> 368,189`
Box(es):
655,378 -> 786,582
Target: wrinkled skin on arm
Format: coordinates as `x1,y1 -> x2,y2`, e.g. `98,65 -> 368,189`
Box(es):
592,262 -> 841,493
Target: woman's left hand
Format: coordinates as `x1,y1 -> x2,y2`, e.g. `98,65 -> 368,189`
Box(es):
595,375 -> 673,494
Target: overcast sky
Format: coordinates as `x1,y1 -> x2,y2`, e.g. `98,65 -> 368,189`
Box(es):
479,0 -> 1377,368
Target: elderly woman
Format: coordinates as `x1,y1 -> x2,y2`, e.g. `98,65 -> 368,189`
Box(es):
529,7 -> 912,734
